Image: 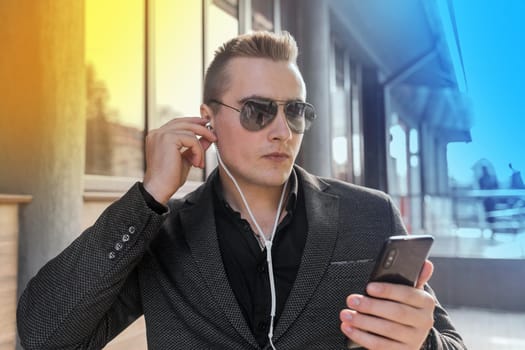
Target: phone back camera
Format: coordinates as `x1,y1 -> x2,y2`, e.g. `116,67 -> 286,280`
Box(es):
383,248 -> 398,269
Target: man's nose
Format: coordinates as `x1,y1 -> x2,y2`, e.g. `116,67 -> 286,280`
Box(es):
268,106 -> 292,140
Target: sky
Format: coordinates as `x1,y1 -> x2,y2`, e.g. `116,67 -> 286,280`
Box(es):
446,0 -> 525,186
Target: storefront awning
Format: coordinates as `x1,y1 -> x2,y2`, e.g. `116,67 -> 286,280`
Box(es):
390,85 -> 472,143
329,0 -> 461,89
329,0 -> 472,142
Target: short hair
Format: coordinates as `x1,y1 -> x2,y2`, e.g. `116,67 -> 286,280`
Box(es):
203,31 -> 299,107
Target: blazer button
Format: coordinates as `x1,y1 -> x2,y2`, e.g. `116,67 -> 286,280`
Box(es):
122,234 -> 130,242
128,226 -> 136,234
108,251 -> 116,260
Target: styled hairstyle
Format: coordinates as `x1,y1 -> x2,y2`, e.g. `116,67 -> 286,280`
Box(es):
203,31 -> 299,108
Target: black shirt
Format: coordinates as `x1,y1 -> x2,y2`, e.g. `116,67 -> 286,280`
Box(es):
212,170 -> 308,348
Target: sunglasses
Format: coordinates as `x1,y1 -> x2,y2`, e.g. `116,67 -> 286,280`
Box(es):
209,97 -> 316,133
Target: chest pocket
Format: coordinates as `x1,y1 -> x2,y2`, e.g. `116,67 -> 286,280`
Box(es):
307,259 -> 375,312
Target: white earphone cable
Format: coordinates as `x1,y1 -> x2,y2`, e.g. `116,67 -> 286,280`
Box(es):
214,142 -> 286,350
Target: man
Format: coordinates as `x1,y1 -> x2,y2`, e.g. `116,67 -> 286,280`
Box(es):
18,31 -> 465,349
478,165 -> 498,224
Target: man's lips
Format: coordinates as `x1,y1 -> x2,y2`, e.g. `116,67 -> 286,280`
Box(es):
263,152 -> 290,160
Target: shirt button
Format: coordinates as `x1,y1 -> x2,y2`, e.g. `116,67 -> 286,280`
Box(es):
115,242 -> 124,251
257,322 -> 268,331
128,226 -> 136,234
108,251 -> 116,260
257,263 -> 266,273
122,234 -> 130,242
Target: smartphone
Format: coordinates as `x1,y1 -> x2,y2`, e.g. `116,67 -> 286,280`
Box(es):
346,235 -> 434,349
368,234 -> 434,287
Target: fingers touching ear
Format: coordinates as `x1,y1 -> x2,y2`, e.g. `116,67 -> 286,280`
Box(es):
200,103 -> 214,127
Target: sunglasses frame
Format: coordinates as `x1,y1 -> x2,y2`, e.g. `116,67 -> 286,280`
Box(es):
208,97 -> 316,133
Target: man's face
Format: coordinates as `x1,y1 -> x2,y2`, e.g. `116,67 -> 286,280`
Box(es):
211,57 -> 307,189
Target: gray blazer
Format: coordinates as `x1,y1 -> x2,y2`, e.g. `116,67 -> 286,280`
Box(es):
17,166 -> 465,349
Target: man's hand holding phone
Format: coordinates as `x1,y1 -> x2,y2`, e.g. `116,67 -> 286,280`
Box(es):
143,117 -> 216,204
340,235 -> 436,349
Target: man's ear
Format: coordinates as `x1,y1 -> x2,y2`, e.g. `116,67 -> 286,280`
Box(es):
200,103 -> 214,127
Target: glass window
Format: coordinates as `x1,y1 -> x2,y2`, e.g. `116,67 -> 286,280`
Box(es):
204,0 -> 239,176
329,41 -> 365,184
154,0 -> 204,181
154,1 -> 203,126
205,0 -> 239,68
252,0 -> 274,31
350,62 -> 364,185
85,0 -> 145,177
330,43 -> 349,181
387,116 -> 425,234
389,121 -> 409,195
212,0 -> 238,18
334,45 -> 345,88
331,92 -> 349,181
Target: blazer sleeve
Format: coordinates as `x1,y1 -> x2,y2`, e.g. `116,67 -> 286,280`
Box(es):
17,182 -> 169,350
388,198 -> 467,350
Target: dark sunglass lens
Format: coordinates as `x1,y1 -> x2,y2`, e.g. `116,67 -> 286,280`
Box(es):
241,100 -> 277,131
303,104 -> 315,130
285,102 -> 308,132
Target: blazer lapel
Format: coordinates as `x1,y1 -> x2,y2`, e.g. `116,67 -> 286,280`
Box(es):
179,175 -> 259,348
274,166 -> 340,340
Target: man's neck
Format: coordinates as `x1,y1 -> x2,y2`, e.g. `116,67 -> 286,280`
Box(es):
218,170 -> 289,237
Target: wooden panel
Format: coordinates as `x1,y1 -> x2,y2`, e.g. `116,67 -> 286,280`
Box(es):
0,203 -> 19,350
0,277 -> 17,347
0,240 -> 18,279
0,205 -> 18,240
0,340 -> 15,350
0,194 -> 32,204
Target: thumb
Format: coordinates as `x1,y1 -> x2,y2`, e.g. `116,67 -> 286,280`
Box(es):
416,260 -> 434,289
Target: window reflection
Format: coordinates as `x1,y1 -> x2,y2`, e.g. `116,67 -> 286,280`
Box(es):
330,43 -> 364,184
213,0 -> 238,18
85,0 -> 145,177
154,0 -> 203,181
350,63 -> 363,184
331,43 -> 349,181
252,0 -> 274,31
388,117 -> 424,234
154,0 -> 203,125
205,0 -> 239,177
206,0 -> 239,68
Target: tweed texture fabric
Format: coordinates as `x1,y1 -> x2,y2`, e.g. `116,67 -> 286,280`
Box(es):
17,166 -> 466,349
